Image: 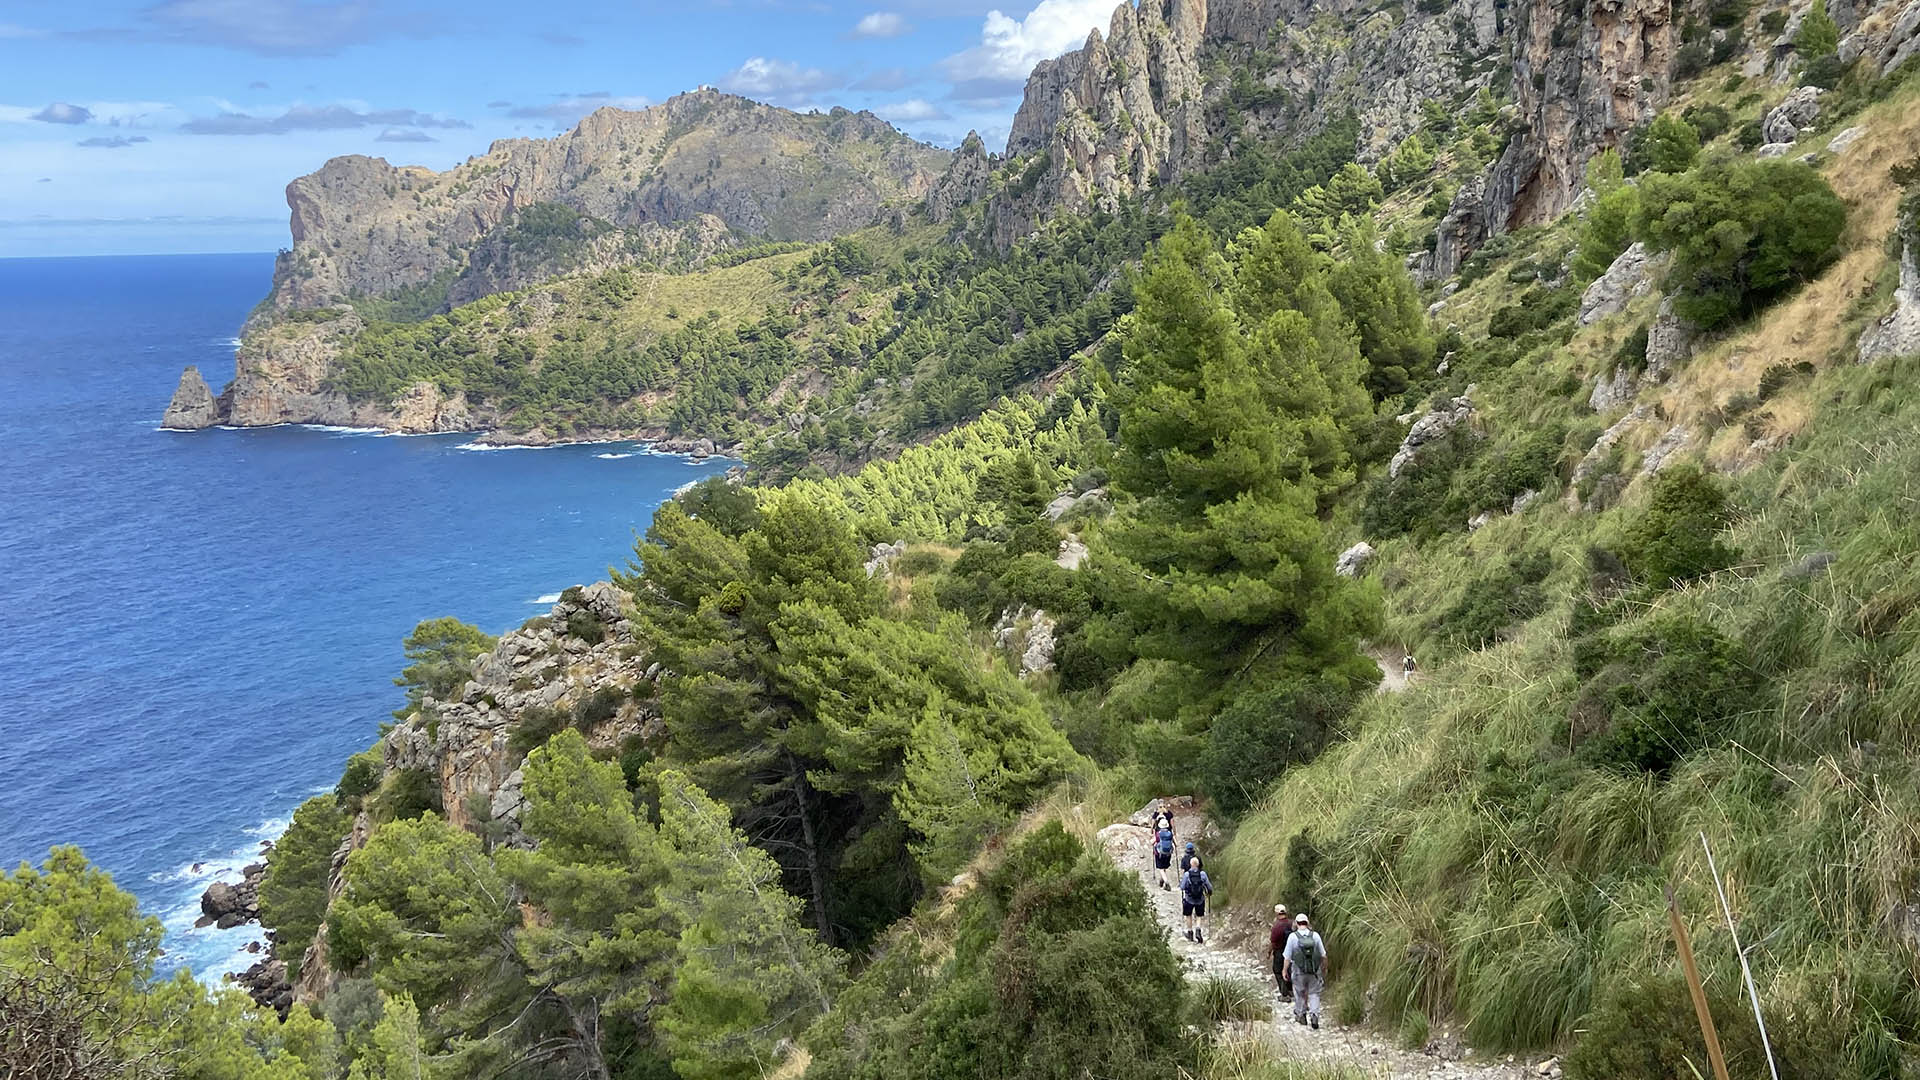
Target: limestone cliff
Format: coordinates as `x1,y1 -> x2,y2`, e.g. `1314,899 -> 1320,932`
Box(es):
268,90 -> 949,313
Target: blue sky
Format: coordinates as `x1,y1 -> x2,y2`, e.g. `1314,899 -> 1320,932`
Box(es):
0,0 -> 1122,256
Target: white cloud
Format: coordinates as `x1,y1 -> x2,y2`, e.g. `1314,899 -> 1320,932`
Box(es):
34,102 -> 94,124
718,58 -> 844,106
496,92 -> 652,126
946,0 -> 1113,83
872,99 -> 948,123
0,23 -> 46,38
851,12 -> 911,38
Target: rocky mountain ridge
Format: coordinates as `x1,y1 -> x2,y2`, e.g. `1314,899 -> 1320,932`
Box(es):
266,89 -> 947,314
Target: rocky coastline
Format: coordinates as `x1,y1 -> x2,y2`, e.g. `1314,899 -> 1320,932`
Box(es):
161,363 -> 735,458
193,850 -> 297,1015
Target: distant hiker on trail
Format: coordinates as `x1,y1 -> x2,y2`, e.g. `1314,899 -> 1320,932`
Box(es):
1180,840 -> 1204,875
1267,904 -> 1295,1001
1403,653 -> 1418,678
1282,914 -> 1329,1030
1180,863 -> 1213,943
1151,815 -> 1176,891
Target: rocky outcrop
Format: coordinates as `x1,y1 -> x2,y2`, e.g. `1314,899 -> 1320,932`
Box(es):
1589,364 -> 1639,413
1335,542 -> 1376,577
1763,86 -> 1824,145
197,862 -> 264,930
1841,0 -> 1920,73
994,606 -> 1057,677
1859,242 -> 1920,363
865,541 -> 906,578
1411,179 -> 1489,284
1056,535 -> 1090,571
927,133 -> 993,224
267,91 -> 949,312
1579,242 -> 1658,324
383,582 -> 659,836
1389,394 -> 1477,478
161,366 -> 221,429
1485,0 -> 1673,234
1643,296 -> 1696,382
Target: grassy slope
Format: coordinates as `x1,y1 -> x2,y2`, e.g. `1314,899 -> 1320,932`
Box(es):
1217,70 -> 1920,1075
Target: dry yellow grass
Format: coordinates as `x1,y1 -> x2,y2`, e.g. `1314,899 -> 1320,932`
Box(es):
1657,82 -> 1920,465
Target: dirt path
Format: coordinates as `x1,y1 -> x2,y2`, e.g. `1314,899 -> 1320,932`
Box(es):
1099,802 -> 1549,1080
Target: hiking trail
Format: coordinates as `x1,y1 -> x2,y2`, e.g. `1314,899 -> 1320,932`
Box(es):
1098,801 -> 1553,1080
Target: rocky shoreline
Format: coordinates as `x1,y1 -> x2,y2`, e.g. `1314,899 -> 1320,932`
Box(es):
161,365 -> 736,458
194,850 -> 297,1015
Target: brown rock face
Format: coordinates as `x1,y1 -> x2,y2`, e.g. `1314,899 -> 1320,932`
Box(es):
161,365 -> 222,429
926,133 -> 994,223
269,90 -> 949,312
1485,0 -> 1673,233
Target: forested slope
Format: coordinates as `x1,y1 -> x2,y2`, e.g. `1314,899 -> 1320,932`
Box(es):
38,0 -> 1920,1076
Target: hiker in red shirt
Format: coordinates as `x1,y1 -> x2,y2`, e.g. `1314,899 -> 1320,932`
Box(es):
1267,904 -> 1295,1002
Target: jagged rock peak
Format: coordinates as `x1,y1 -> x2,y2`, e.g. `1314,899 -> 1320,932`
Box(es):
161,365 -> 222,430
927,132 -> 994,223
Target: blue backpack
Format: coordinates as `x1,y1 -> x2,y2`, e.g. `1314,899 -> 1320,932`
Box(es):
1155,827 -> 1174,856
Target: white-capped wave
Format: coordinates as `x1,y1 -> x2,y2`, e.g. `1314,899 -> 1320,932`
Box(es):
457,441 -> 561,451
300,424 -> 384,435
150,815 -> 290,983
530,592 -> 562,604
596,452 -> 637,460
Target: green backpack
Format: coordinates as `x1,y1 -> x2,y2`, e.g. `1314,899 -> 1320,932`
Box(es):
1292,930 -> 1322,977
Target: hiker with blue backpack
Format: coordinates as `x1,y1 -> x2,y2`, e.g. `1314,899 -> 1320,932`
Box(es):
1282,913 -> 1329,1029
1151,809 -> 1177,890
1180,860 -> 1214,943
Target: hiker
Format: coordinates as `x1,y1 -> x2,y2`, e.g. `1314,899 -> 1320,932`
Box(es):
1180,861 -> 1213,943
1180,840 -> 1204,875
1267,904 -> 1295,1001
1282,913 -> 1329,1029
1402,653 -> 1418,678
1151,814 -> 1176,890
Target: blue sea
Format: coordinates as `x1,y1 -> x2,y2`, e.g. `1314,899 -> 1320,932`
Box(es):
0,253 -> 734,979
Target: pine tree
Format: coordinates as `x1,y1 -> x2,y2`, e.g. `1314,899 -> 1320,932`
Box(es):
655,770 -> 846,1080
344,994 -> 438,1080
1798,0 -> 1839,59
1089,215 -> 1381,707
498,730 -> 675,1080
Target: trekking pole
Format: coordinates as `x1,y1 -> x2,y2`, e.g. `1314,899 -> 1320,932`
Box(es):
1667,885 -> 1733,1080
1700,832 -> 1780,1080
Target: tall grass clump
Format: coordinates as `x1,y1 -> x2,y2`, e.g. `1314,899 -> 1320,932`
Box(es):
1220,354 -> 1920,1076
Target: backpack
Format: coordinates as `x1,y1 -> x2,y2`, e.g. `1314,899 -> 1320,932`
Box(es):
1182,868 -> 1210,902
1292,930 -> 1322,976
1155,828 -> 1174,855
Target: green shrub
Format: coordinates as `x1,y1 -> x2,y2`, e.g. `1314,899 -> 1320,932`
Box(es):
1568,614 -> 1763,774
1201,679 -> 1358,816
508,704 -> 571,755
1797,0 -> 1839,59
336,748 -> 383,806
1635,159 -> 1847,329
1564,973 -> 1785,1080
371,766 -> 443,821
1681,103 -> 1732,142
1488,286 -> 1579,338
896,548 -> 948,577
573,685 -> 623,730
1572,185 -> 1640,283
1631,114 -> 1701,174
1190,976 -> 1274,1025
1735,118 -> 1766,149
1433,550 -> 1555,651
258,796 -> 350,982
1617,464 -> 1740,587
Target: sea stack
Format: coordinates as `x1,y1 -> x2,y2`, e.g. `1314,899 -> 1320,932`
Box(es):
161,365 -> 222,429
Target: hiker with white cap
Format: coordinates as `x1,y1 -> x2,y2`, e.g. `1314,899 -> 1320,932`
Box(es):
1281,913 -> 1329,1029
1266,904 -> 1295,1001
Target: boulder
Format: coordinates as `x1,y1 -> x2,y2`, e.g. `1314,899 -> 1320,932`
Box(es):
690,438 -> 715,459
1755,142 -> 1797,158
1467,511 -> 1494,531
1578,242 -> 1658,324
1639,425 -> 1692,476
1511,489 -> 1541,513
1589,364 -> 1639,413
1763,86 -> 1823,145
1826,125 -> 1868,154
161,366 -> 222,429
863,540 -> 905,578
1858,243 -> 1920,363
1335,542 -> 1376,577
1644,297 -> 1696,383
1389,394 -> 1475,478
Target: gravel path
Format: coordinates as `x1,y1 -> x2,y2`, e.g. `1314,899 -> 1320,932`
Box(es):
1100,803 -> 1551,1080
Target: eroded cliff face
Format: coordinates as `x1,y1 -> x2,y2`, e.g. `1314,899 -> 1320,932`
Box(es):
981,0 -> 1507,247
1485,0 -> 1674,234
269,90 -> 949,312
